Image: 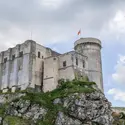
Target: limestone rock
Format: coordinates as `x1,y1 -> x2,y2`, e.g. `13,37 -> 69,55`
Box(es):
0,88 -> 113,125
55,112 -> 82,125
53,98 -> 62,105
23,104 -> 47,122
6,99 -> 47,123
0,93 -> 26,105
54,91 -> 113,125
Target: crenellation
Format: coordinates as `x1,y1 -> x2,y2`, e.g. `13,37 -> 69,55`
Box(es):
0,37 -> 104,93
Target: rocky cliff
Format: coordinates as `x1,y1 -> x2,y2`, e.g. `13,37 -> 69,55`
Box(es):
0,80 -> 113,125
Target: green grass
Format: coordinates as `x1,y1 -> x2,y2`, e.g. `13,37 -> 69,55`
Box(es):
3,116 -> 31,125
22,80 -> 95,107
0,103 -> 9,117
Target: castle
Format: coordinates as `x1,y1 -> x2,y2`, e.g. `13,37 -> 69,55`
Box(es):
0,37 -> 103,93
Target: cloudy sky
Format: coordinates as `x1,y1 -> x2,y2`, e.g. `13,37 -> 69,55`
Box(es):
0,0 -> 125,107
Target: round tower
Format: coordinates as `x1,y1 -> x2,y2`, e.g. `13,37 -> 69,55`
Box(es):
74,37 -> 103,91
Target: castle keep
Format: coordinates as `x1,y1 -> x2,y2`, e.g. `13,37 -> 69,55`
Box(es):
0,38 -> 103,93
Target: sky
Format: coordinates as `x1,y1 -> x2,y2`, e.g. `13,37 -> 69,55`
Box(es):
0,0 -> 125,107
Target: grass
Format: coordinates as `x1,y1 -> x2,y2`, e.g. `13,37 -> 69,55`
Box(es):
22,80 -> 95,107
0,79 -> 96,125
3,116 -> 31,125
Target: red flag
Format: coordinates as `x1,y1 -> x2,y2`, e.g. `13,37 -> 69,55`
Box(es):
77,30 -> 81,35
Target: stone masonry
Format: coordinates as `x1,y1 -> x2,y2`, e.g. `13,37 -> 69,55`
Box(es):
0,37 -> 103,93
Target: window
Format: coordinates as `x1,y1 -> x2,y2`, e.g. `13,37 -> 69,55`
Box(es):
83,60 -> 85,68
42,56 -> 44,59
4,58 -> 7,63
53,57 -> 56,60
38,51 -> 41,58
19,51 -> 23,57
63,61 -> 66,67
10,61 -> 13,73
76,57 -> 78,66
12,55 -> 15,60
18,65 -> 22,71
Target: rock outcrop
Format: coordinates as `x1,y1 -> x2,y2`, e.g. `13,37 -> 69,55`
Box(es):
0,81 -> 113,125
54,92 -> 113,125
5,99 -> 47,124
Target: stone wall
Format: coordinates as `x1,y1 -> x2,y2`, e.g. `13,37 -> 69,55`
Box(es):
0,38 -> 104,93
74,38 -> 103,92
0,40 -> 61,93
43,51 -> 88,92
43,56 -> 59,92
0,40 -> 34,92
59,51 -> 87,80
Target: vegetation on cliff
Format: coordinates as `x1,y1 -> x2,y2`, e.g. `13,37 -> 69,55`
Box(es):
20,79 -> 96,125
0,78 -> 113,125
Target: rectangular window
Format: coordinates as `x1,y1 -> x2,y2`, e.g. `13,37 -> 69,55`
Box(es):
76,58 -> 78,66
38,51 -> 41,58
4,58 -> 7,63
12,55 -> 15,60
83,60 -> 85,68
63,61 -> 66,67
19,51 -> 23,57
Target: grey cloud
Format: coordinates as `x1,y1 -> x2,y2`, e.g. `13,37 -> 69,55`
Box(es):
0,0 -> 125,51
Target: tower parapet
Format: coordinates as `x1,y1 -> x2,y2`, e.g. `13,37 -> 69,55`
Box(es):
74,37 -> 103,92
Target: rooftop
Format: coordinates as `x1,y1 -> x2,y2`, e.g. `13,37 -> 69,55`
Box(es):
74,37 -> 101,47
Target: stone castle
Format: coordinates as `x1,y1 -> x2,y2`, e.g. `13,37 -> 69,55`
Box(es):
0,37 -> 103,93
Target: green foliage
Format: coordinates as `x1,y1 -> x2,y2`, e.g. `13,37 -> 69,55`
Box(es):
113,112 -> 125,125
119,112 -> 125,119
0,103 -> 9,117
58,78 -> 65,88
4,116 -> 30,125
0,107 -> 5,117
113,119 -> 125,125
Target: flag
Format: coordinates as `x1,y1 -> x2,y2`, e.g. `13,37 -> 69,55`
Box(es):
77,29 -> 81,35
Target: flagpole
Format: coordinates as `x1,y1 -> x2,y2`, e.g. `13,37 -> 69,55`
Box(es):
31,30 -> 32,40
